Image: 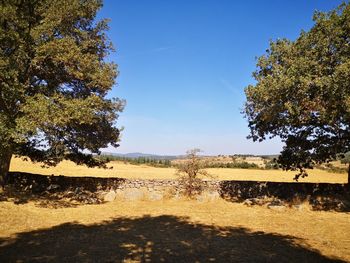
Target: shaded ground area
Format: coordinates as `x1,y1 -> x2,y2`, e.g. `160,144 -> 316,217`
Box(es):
0,215 -> 344,262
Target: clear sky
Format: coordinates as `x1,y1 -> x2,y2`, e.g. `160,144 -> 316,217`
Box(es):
98,0 -> 343,156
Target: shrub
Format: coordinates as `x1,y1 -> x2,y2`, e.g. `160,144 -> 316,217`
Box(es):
176,149 -> 210,198
264,159 -> 280,170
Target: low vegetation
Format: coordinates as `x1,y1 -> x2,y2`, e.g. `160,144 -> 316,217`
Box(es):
203,161 -> 260,169
175,149 -> 210,198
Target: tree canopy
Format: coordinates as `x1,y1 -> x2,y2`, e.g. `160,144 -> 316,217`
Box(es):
244,3 -> 350,180
0,0 -> 124,181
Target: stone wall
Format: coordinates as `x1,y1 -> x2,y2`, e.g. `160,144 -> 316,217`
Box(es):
218,180 -> 348,201
218,180 -> 349,211
4,172 -> 349,210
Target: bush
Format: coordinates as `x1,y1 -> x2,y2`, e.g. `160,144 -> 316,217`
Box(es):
315,163 -> 348,174
264,160 -> 280,170
176,149 -> 210,198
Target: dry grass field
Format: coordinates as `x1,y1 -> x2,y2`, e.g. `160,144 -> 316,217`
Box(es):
0,199 -> 349,262
2,157 -> 349,262
10,156 -> 348,183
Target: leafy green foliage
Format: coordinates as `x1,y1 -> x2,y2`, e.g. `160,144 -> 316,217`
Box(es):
0,0 -> 124,172
244,3 -> 350,180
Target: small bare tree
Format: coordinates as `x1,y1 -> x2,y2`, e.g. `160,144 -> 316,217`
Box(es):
176,149 -> 210,198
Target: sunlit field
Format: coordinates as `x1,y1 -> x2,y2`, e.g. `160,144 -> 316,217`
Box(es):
10,157 -> 348,183
0,158 -> 350,262
0,199 -> 349,262
4,157 -> 350,262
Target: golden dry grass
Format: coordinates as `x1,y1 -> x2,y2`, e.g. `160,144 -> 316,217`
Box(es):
3,157 -> 350,261
10,156 -> 348,183
0,199 -> 349,262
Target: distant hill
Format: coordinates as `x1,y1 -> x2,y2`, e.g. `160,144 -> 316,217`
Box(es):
101,152 -> 181,160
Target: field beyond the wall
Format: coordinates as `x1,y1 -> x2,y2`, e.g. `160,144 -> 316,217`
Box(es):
10,157 -> 348,183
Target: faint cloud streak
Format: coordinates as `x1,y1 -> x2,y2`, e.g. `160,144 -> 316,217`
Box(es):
219,78 -> 242,95
151,46 -> 174,52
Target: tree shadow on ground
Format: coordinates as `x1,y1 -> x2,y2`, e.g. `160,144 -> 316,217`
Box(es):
0,215 -> 344,262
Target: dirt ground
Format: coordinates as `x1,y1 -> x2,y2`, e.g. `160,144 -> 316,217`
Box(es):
0,199 -> 349,262
10,157 -> 348,183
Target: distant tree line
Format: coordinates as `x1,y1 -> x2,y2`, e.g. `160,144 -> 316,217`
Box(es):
96,153 -> 350,173
97,155 -> 172,168
201,162 -> 260,169
96,154 -> 284,170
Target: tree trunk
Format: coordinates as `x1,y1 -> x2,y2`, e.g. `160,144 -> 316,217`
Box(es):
347,163 -> 350,191
0,149 -> 12,188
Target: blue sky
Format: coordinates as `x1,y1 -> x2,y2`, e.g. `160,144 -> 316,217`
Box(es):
98,0 -> 343,155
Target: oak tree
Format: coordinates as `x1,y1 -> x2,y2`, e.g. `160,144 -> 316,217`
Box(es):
0,0 -> 124,184
244,3 -> 350,185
